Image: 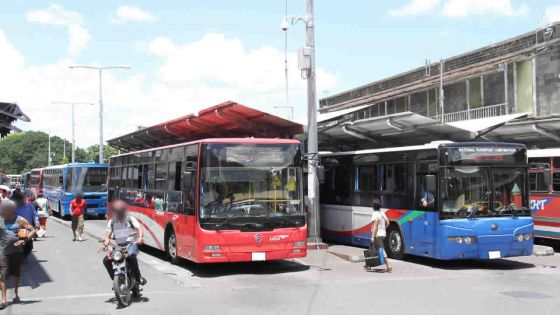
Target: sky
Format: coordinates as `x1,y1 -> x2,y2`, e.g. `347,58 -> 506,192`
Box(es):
1,0 -> 560,147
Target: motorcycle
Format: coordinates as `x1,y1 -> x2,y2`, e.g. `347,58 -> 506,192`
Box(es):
106,240 -> 141,307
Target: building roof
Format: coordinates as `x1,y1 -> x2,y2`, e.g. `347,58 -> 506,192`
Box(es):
0,102 -> 31,137
108,101 -> 304,152
320,22 -> 560,113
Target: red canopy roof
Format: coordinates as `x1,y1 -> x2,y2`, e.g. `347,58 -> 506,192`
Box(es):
108,101 -> 303,152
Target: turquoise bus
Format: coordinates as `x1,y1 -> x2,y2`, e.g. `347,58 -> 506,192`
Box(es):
43,163 -> 109,218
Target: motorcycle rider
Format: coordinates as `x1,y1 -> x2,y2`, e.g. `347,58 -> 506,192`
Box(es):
102,200 -> 147,286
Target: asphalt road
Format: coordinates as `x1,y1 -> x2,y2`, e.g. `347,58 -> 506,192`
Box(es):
6,218 -> 560,315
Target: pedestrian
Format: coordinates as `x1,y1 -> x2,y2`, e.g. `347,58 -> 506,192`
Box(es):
370,199 -> 392,273
35,194 -> 50,237
70,192 -> 86,242
11,189 -> 37,260
0,200 -> 36,305
0,185 -> 10,205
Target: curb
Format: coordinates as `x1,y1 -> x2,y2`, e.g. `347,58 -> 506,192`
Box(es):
327,248 -> 365,263
533,245 -> 555,257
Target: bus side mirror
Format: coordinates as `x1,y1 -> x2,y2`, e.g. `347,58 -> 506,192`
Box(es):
317,165 -> 326,184
426,175 -> 436,192
544,170 -> 551,187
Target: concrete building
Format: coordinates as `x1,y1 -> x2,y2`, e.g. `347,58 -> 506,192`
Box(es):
318,23 -> 560,151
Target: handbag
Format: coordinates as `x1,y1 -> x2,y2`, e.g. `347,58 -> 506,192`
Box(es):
364,241 -> 382,267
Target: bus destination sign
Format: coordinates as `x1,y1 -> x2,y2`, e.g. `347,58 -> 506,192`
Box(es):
442,146 -> 526,165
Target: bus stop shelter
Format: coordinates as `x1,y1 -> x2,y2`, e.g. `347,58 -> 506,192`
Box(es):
108,101 -> 304,152
0,102 -> 31,137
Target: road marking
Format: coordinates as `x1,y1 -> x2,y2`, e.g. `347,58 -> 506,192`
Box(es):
27,290 -> 186,301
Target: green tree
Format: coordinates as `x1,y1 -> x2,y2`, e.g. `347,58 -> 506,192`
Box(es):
85,144 -> 120,163
0,131 -> 90,174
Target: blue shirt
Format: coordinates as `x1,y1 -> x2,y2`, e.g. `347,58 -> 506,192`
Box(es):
16,202 -> 39,227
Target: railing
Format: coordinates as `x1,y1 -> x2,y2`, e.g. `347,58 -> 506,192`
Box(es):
432,103 -> 509,123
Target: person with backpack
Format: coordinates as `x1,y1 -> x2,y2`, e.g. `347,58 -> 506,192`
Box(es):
101,200 -> 147,286
370,199 -> 392,273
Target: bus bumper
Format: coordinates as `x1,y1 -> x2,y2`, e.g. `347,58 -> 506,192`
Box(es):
438,218 -> 534,260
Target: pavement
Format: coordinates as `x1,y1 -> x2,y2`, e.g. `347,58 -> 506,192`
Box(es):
6,217 -> 560,315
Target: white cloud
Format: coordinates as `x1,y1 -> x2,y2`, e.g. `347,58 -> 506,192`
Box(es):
113,5 -> 157,23
26,4 -> 90,56
442,0 -> 529,18
544,6 -> 560,24
389,0 -> 440,17
1,30 -> 336,147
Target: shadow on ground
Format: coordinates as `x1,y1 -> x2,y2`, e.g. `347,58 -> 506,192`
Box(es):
16,242 -> 53,289
138,244 -> 310,278
402,255 -> 535,270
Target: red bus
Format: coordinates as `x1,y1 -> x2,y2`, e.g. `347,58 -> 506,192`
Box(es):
528,149 -> 560,240
108,138 -> 306,263
29,168 -> 44,196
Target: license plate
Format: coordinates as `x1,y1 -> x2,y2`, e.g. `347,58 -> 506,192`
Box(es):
252,252 -> 266,261
488,251 -> 501,259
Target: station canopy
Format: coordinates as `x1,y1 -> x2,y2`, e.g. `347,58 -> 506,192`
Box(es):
0,102 -> 31,138
317,107 -> 535,151
108,101 -> 304,152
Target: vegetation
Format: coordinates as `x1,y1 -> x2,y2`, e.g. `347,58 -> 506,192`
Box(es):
0,131 -> 119,174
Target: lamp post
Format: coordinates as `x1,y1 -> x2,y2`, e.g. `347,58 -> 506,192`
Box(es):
283,0 -> 320,244
52,102 -> 93,163
69,65 -> 131,163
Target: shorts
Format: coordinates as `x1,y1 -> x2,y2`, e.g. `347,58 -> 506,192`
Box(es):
5,252 -> 24,278
374,236 -> 386,252
72,215 -> 84,233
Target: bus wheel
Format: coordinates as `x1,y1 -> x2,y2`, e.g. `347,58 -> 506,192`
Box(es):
166,229 -> 179,265
386,227 -> 404,260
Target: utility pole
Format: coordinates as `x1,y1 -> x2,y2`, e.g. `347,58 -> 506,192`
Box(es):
284,0 -> 320,244
48,130 -> 51,166
69,65 -> 130,163
52,102 -> 93,163
439,59 -> 445,123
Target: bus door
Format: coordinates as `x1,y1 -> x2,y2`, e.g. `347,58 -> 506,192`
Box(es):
412,166 -> 438,257
175,156 -> 198,258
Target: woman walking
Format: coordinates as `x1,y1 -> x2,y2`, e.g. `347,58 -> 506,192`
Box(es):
0,200 -> 36,305
370,199 -> 392,273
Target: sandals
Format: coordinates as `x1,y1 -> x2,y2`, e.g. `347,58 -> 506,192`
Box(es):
0,302 -> 7,309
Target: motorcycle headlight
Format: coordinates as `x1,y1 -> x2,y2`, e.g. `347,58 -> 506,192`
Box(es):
113,250 -> 123,261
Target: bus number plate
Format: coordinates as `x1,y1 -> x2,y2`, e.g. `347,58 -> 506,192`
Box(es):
252,252 -> 266,261
488,251 -> 501,259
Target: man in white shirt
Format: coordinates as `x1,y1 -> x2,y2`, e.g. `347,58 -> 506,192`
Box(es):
371,199 -> 392,273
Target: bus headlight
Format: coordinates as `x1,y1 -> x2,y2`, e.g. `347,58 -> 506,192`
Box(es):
515,234 -> 524,242
203,245 -> 221,251
524,234 -> 532,241
447,236 -> 476,244
293,241 -> 306,248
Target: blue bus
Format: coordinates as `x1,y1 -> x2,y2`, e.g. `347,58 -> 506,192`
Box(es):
320,142 -> 534,260
43,163 -> 109,218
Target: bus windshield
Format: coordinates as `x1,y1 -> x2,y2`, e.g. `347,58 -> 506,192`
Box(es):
440,167 -> 529,218
199,143 -> 304,230
67,167 -> 108,193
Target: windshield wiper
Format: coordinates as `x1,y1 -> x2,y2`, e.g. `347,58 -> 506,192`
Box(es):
214,211 -> 245,231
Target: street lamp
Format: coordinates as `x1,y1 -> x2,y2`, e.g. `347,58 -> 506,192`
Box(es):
282,0 -> 320,244
52,102 -> 93,163
69,64 -> 131,163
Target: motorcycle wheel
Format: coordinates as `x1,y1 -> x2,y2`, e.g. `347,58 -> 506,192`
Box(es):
113,274 -> 132,307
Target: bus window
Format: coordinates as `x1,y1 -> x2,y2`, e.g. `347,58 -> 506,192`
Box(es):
137,165 -> 143,189
168,162 -> 181,191
155,163 -> 168,190
146,164 -> 155,189
554,157 -> 560,168
132,166 -> 139,188
182,164 -> 197,214
417,175 -> 436,210
529,172 -> 548,192
553,173 -> 560,191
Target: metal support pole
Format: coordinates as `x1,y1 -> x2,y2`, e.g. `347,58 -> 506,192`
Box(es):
306,0 -> 320,244
48,130 -> 51,166
99,68 -> 104,163
439,59 -> 445,123
71,104 -> 76,163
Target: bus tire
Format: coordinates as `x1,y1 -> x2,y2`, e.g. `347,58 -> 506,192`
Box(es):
385,226 -> 405,260
165,227 -> 180,265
